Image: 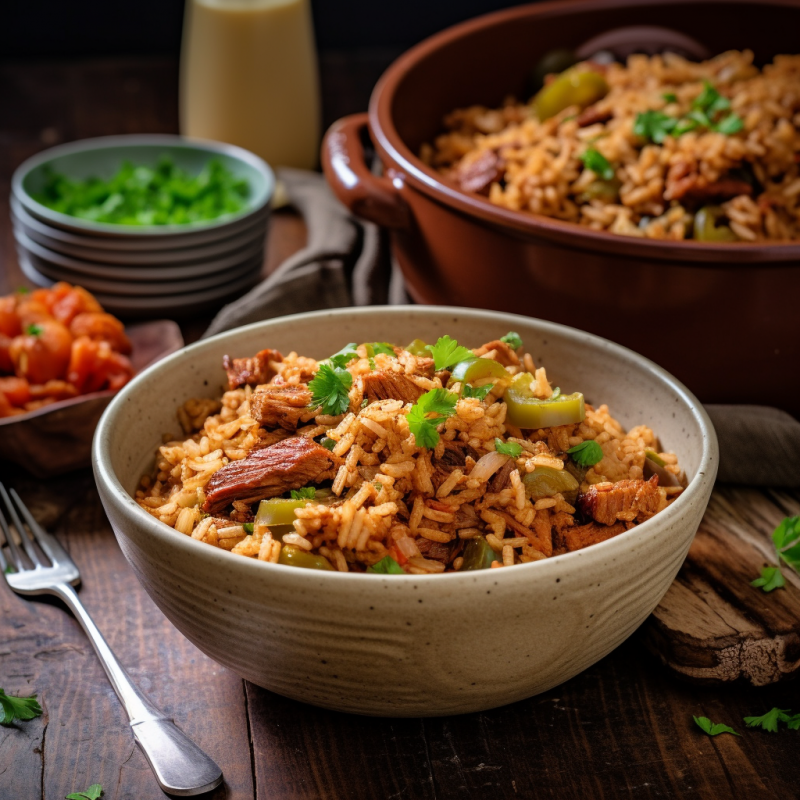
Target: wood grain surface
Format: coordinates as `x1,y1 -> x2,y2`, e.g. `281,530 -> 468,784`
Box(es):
2,55 -> 800,800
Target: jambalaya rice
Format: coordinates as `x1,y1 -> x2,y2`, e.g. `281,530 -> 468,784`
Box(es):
422,50 -> 800,241
135,335 -> 686,574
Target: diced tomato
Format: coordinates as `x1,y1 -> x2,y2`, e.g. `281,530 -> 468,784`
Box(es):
9,320 -> 73,383
0,376 -> 31,407
69,312 -> 132,354
0,296 -> 22,338
50,285 -> 103,326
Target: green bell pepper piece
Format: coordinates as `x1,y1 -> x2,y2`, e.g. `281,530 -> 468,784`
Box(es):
505,373 -> 585,429
278,544 -> 335,571
461,536 -> 501,571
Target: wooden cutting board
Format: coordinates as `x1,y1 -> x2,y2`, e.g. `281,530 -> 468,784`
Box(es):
642,486 -> 800,685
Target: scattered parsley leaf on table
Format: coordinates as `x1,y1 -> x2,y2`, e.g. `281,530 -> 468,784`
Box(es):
367,556 -> 405,574
579,148 -> 615,180
750,565 -> 785,593
65,784 -> 103,800
772,516 -> 800,571
693,716 -> 740,736
567,440 -> 604,467
308,364 -> 353,416
426,336 -> 473,371
0,688 -> 43,725
786,714 -> 800,731
500,331 -> 523,350
407,389 -> 458,448
291,487 -> 316,500
495,439 -> 522,458
744,708 -> 793,732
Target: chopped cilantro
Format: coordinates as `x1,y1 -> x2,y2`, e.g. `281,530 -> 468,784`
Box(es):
426,336 -> 473,372
308,363 -> 353,416
242,523 -> 254,534
25,324 -> 43,337
0,688 -> 43,725
66,784 -> 103,800
367,555 -> 405,574
327,343 -> 359,369
633,110 -> 677,144
291,487 -> 316,500
494,438 -> 522,458
567,440 -> 603,467
500,331 -> 523,350
716,113 -> 744,135
368,357 -> 377,371
15,286 -> 30,294
662,92 -> 678,104
579,148 -> 615,180
693,716 -> 739,737
462,383 -> 493,401
751,565 -> 785,593
3,565 -> 15,575
320,437 -> 336,451
744,708 -> 796,733
407,388 -> 458,448
693,80 -> 731,114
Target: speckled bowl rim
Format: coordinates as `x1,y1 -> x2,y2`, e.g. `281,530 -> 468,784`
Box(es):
93,306 -> 718,586
12,134 -> 275,237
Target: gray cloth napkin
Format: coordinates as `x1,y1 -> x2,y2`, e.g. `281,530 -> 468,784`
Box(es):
204,169 -> 800,488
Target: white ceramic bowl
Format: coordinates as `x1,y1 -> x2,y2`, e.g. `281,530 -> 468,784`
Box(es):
93,307 -> 717,717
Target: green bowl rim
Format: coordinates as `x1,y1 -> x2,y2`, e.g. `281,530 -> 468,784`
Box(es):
11,134 -> 275,237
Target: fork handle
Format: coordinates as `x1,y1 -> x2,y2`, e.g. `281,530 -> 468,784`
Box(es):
52,582 -> 223,796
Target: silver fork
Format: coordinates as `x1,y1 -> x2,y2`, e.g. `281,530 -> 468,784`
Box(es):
0,483 -> 223,797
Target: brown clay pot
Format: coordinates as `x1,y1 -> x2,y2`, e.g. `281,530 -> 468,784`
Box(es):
322,0 -> 800,415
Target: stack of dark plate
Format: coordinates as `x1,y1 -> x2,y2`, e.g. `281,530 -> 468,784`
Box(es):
11,135 -> 274,316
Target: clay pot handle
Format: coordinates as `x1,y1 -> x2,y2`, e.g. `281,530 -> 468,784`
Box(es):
321,113 -> 410,229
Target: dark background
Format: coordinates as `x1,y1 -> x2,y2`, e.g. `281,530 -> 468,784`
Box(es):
3,0 -> 530,58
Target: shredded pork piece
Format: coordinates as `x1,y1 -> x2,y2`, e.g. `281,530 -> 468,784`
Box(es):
577,476 -> 660,525
562,521 -> 628,551
361,371 -> 426,405
223,348 -> 283,390
203,438 -> 338,513
251,384 -> 313,431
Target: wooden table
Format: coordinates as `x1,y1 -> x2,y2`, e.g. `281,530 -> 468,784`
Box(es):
2,56 -> 800,800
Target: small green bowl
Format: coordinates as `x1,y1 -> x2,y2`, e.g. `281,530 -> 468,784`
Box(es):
12,134 -> 274,241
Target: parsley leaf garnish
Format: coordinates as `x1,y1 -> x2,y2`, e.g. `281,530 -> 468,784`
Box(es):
327,343 -> 359,369
407,388 -> 458,448
320,437 -> 336,451
242,523 -> 254,534
579,148 -> 615,180
495,439 -> 522,458
662,92 -> 678,104
426,336 -> 473,372
744,708 -> 794,733
16,286 -> 30,294
66,784 -> 103,800
309,363 -> 353,416
693,81 -> 730,114
0,688 -> 43,725
500,331 -> 523,350
693,716 -> 740,737
291,487 -> 316,500
25,323 -> 43,337
567,440 -> 603,467
462,383 -> 493,401
366,342 -> 396,358
750,565 -> 785,593
367,555 -> 405,574
716,114 -> 744,135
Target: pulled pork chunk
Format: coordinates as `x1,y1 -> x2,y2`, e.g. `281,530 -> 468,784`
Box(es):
362,371 -> 426,405
203,438 -> 339,514
251,384 -> 312,431
561,521 -> 628,552
577,475 -> 660,526
473,339 -> 520,367
431,440 -> 479,490
489,458 -> 516,493
453,149 -> 504,196
223,349 -> 282,390
664,162 -> 753,203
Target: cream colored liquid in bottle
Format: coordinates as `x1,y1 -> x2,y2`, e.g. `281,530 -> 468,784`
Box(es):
180,0 -> 321,169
